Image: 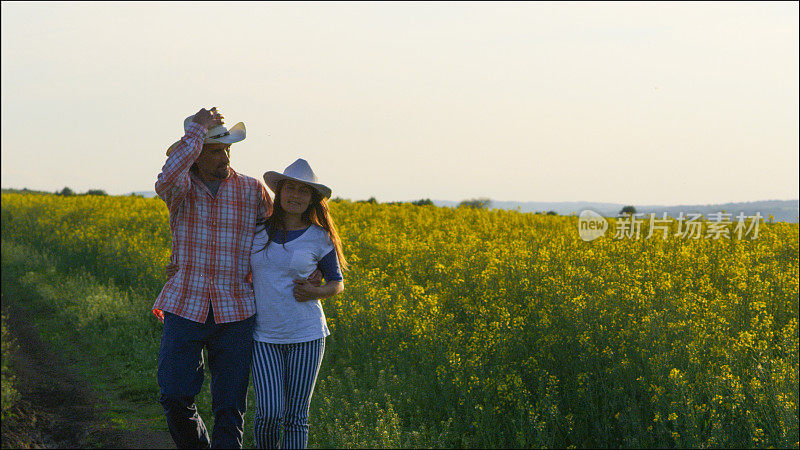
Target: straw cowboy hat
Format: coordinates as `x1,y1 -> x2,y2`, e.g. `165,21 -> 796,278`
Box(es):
263,159 -> 332,199
166,115 -> 246,156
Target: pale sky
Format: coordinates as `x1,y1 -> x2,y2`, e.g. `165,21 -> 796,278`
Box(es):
2,1 -> 798,204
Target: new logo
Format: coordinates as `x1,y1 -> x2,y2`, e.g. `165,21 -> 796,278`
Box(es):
578,210 -> 608,241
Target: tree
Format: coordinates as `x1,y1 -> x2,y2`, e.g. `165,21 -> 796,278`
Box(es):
59,187 -> 75,196
411,198 -> 434,206
86,189 -> 107,196
356,197 -> 377,204
619,205 -> 637,215
457,197 -> 492,209
547,211 -> 558,215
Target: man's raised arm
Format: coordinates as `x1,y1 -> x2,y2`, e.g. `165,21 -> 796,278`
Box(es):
155,107 -> 223,209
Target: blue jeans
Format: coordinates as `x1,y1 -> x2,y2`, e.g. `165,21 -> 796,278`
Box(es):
157,305 -> 255,449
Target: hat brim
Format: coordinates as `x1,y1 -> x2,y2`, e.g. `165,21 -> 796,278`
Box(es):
206,122 -> 245,145
263,171 -> 332,200
166,122 -> 246,156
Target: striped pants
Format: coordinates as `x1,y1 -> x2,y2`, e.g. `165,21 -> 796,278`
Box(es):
252,338 -> 325,449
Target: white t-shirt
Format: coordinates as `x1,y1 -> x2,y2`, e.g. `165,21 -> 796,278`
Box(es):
250,224 -> 333,343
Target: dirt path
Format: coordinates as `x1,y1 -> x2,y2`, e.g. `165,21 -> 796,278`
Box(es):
1,294 -> 175,449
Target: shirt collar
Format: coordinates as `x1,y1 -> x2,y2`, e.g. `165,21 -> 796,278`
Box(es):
189,167 -> 238,195
189,167 -> 238,183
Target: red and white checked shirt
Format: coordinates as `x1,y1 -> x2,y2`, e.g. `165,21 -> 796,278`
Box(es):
153,122 -> 272,324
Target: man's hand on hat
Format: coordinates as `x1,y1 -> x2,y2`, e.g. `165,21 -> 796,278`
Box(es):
192,107 -> 225,130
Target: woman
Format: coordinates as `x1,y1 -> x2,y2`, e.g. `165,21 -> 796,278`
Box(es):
250,158 -> 347,449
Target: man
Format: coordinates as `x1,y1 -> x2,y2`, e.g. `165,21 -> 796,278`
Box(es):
153,107 -> 267,449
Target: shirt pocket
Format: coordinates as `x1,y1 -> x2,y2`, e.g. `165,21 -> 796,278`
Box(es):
289,249 -> 316,279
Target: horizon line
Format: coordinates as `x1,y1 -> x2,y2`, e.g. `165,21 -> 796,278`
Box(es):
2,186 -> 798,207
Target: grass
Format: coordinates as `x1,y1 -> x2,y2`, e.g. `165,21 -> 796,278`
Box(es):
0,237 -> 440,448
1,239 -> 309,448
1,313 -> 21,420
2,192 -> 798,448
1,240 -> 171,435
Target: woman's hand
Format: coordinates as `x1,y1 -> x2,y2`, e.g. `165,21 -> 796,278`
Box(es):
307,269 -> 323,287
292,279 -> 320,302
293,279 -> 344,302
166,262 -> 179,279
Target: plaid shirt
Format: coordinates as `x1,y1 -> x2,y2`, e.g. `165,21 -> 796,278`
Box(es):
153,122 -> 272,324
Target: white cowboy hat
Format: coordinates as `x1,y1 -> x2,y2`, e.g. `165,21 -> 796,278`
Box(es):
263,158 -> 332,199
166,115 -> 246,156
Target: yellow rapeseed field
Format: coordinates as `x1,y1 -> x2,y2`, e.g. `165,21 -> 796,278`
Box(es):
1,192 -> 797,448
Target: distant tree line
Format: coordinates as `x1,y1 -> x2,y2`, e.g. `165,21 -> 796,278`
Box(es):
457,197 -> 492,209
334,197 -> 496,209
57,187 -> 108,196
1,191 -> 518,210
0,191 -> 653,220
2,187 -> 109,196
1,187 -> 51,195
336,197 -> 437,207
385,198 -> 435,207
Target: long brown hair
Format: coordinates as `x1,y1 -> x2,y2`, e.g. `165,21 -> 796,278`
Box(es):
256,179 -> 348,271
